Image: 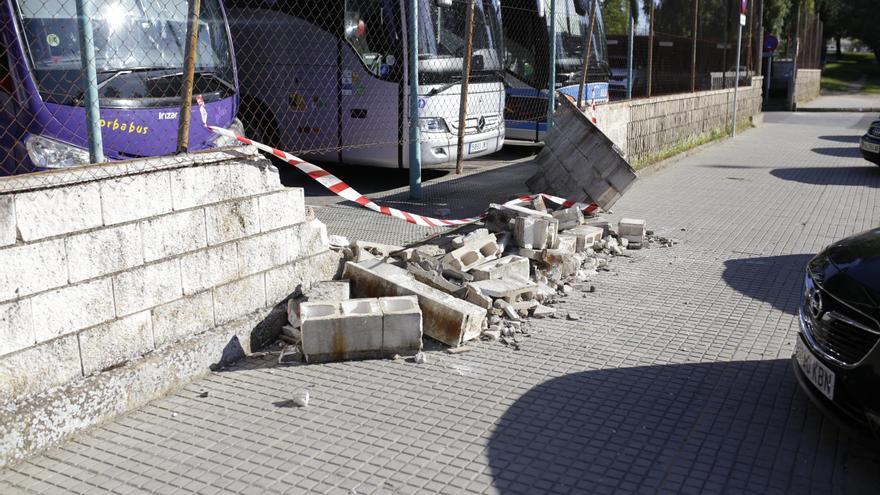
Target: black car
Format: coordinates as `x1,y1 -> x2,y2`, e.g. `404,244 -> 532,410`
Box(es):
861,120 -> 880,165
793,228 -> 880,436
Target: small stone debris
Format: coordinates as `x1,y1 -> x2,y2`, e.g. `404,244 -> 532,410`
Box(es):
274,391 -> 310,408
197,391 -> 209,398
446,346 -> 473,355
414,351 -> 427,364
567,312 -> 581,321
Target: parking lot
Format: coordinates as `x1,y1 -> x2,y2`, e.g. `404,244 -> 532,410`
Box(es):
2,111 -> 880,494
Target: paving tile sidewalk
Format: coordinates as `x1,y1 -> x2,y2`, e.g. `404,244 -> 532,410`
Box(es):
3,112 -> 880,494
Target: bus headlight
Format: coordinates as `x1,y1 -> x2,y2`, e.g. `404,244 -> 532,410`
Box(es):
212,118 -> 245,147
419,117 -> 449,133
25,135 -> 91,169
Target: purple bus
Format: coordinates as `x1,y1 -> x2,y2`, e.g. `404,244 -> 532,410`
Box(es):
0,0 -> 242,175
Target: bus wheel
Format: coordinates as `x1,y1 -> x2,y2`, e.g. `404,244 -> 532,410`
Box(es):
239,96 -> 280,150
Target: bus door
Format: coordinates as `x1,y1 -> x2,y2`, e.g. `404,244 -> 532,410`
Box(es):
339,0 -> 403,167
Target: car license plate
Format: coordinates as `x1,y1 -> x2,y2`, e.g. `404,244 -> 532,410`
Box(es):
795,338 -> 835,400
469,141 -> 488,154
861,139 -> 880,153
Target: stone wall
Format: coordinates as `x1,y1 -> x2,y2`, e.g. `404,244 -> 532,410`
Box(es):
0,149 -> 340,468
794,69 -> 821,105
592,77 -> 764,164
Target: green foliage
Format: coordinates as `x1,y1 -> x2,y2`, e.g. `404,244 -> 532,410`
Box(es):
601,0 -> 631,35
821,52 -> 880,94
762,0 -> 791,37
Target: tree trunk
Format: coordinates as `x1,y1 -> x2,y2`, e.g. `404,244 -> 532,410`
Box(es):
835,36 -> 840,58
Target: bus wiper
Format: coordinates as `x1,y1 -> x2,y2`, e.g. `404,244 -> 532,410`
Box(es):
427,77 -> 462,97
146,70 -> 237,95
70,67 -> 176,105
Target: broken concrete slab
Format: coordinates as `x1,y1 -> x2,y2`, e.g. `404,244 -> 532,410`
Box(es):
464,286 -> 493,310
353,240 -> 405,262
470,255 -> 531,281
407,263 -> 465,295
343,260 -> 486,346
470,278 -> 537,302
306,280 -> 350,303
514,217 -> 558,250
559,225 -> 604,252
555,235 -> 578,254
500,203 -> 553,219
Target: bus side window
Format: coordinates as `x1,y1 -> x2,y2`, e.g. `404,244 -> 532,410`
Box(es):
343,0 -> 397,78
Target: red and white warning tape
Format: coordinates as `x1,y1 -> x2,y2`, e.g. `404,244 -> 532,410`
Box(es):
196,96 -> 598,226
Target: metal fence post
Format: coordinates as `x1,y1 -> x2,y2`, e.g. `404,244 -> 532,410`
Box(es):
732,6 -> 743,137
627,0 -> 634,99
408,0 -> 422,199
177,0 -> 202,154
547,0 -> 557,131
646,0 -> 654,98
455,0 -> 476,175
691,0 -> 698,92
576,0 -> 597,109
74,0 -> 104,164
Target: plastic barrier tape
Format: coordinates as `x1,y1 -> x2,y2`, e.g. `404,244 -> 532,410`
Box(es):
196,96 -> 598,226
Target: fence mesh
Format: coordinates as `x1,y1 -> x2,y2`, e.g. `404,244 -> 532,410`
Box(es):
0,0 -> 824,184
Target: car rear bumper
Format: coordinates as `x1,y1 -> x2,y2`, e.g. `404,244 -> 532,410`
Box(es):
860,134 -> 880,165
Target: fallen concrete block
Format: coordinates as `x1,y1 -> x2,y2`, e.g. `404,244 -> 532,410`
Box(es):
552,206 -> 584,230
470,255 -> 530,281
306,280 -> 350,303
464,286 -> 493,309
559,225 -> 604,252
442,237 -> 500,272
514,217 -> 557,250
379,296 -> 423,355
583,216 -> 610,232
300,299 -> 383,363
451,228 -> 493,249
469,278 -> 537,303
542,249 -> 580,277
516,247 -> 544,261
343,260 -> 486,346
618,218 -> 646,247
493,299 -> 520,320
532,304 -> 556,318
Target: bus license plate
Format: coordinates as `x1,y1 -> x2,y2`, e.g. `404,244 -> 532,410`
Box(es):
469,141 -> 488,154
861,139 -> 880,153
795,338 -> 835,400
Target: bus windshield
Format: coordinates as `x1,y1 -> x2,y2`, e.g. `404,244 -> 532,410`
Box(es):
17,0 -> 234,107
417,0 -> 504,85
549,0 -> 608,84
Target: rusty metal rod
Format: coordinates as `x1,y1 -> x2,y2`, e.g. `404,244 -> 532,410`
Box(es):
576,0 -> 597,110
177,0 -> 202,154
455,0 -> 477,175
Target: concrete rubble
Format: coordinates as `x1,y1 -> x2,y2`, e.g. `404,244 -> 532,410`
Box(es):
275,203 -> 668,363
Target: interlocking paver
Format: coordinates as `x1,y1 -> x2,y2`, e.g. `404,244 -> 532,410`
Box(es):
3,111 -> 880,493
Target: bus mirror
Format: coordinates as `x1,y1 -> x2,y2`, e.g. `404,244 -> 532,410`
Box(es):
437,0 -> 453,6
536,0 -> 544,17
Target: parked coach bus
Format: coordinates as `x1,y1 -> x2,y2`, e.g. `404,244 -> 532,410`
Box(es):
0,0 -> 241,175
226,0 -> 506,169
501,0 -> 609,142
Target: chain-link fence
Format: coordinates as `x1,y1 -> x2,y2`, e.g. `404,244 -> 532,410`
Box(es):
0,0 -> 825,182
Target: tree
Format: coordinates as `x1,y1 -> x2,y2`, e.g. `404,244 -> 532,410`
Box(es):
601,0 -> 631,35
843,0 -> 880,58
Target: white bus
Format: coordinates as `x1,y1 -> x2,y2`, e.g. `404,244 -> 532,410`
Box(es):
226,0 -> 506,168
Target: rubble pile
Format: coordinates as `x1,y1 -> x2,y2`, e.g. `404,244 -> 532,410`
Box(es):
275,201 -> 670,363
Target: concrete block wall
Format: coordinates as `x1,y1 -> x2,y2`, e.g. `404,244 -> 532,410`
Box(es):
592,77 -> 764,164
0,151 -> 339,467
795,69 -> 821,105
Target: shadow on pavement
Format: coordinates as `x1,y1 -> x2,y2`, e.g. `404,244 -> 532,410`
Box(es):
811,146 -> 863,158
722,254 -> 813,316
819,135 -> 862,144
770,166 -> 880,187
487,360 -> 880,494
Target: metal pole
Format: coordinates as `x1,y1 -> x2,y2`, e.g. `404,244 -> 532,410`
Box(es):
755,0 -> 763,77
75,0 -> 104,163
646,0 -> 654,98
408,0 -> 422,198
691,0 -> 698,92
455,0 -> 476,175
176,0 -> 201,154
787,5 -> 800,111
547,0 -> 557,131
627,1 -> 633,99
732,12 -> 742,136
576,0 -> 597,109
